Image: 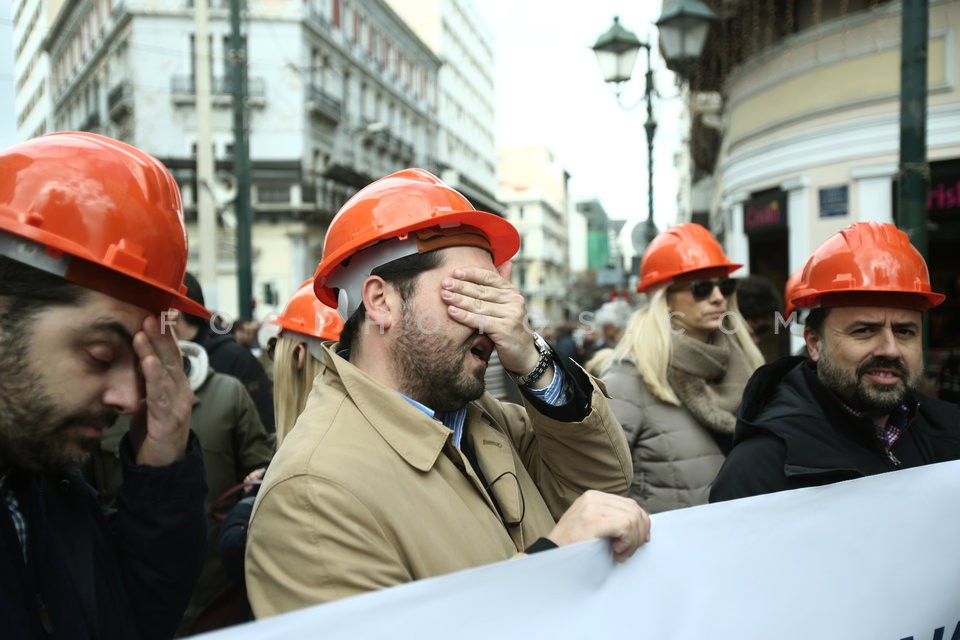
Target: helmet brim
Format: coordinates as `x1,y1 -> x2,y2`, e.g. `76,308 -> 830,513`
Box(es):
315,210 -> 520,310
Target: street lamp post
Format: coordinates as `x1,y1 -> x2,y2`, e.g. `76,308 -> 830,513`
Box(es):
592,3 -> 716,258
592,18 -> 659,253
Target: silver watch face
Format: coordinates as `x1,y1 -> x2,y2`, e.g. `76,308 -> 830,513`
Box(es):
532,332 -> 550,354
511,333 -> 551,386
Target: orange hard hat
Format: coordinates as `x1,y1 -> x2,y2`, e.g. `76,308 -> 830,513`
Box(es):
791,222 -> 944,311
314,168 -> 520,316
0,132 -> 209,317
276,280 -> 344,341
637,222 -> 742,293
783,267 -> 804,319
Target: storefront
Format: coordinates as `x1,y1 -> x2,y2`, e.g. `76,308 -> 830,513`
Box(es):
925,159 -> 960,400
742,188 -> 790,360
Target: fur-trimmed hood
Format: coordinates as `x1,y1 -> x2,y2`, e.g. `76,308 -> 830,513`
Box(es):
179,340 -> 212,392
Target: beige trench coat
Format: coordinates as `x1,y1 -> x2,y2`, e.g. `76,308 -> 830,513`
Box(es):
245,345 -> 632,615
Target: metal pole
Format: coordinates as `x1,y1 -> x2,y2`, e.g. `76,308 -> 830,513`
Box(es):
897,0 -> 929,258
194,0 -> 218,310
898,0 -> 928,258
642,44 -> 658,245
230,0 -> 253,319
898,0 -> 929,358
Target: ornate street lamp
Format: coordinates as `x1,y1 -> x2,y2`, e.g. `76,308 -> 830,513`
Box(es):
592,5 -> 716,261
656,0 -> 717,81
592,16 -> 658,253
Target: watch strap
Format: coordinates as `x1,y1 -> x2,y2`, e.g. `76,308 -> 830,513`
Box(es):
509,333 -> 553,387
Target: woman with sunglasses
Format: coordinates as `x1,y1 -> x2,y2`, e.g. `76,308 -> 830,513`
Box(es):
602,223 -> 765,514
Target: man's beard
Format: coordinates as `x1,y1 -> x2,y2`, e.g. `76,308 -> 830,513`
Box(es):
390,303 -> 486,412
817,351 -> 918,416
0,323 -> 116,473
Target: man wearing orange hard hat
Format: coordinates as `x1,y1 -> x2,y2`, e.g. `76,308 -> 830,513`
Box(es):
245,169 -> 648,614
711,222 -> 960,501
0,133 -> 207,638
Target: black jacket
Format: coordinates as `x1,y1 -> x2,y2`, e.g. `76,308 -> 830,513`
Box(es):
195,325 -> 275,433
710,356 -> 960,502
0,434 -> 207,640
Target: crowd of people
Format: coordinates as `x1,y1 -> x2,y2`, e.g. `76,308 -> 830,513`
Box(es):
1,131 -> 957,638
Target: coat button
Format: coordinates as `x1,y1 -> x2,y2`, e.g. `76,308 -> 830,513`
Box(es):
58,479 -> 71,494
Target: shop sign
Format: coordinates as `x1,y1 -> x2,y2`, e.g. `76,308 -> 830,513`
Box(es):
743,190 -> 787,235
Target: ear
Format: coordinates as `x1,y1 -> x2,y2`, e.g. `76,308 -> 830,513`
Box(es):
294,342 -> 307,370
803,325 -> 822,362
360,275 -> 396,331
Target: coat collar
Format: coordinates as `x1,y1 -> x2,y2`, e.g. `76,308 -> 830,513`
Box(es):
320,343 -> 455,472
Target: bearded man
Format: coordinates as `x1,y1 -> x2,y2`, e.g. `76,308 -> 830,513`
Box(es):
245,169 -> 649,614
710,222 -> 960,501
0,132 -> 207,639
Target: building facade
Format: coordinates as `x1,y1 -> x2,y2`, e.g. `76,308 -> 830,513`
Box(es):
384,0 -> 500,213
669,0 -> 960,357
11,0 -> 65,139
26,0 -> 446,317
497,146 -> 571,324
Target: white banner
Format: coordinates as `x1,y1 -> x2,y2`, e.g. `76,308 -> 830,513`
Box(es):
193,460 -> 960,640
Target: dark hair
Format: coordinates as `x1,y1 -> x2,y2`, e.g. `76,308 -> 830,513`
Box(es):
804,307 -> 830,335
180,271 -> 206,328
736,275 -> 782,321
338,250 -> 444,353
231,317 -> 254,331
0,257 -> 87,326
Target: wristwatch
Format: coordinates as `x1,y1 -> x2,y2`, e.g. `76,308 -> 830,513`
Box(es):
508,332 -> 554,387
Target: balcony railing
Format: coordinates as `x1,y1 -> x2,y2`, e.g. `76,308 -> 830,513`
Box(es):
79,112 -> 101,132
306,84 -> 341,123
362,126 -> 414,161
183,0 -> 235,8
107,80 -> 133,122
171,75 -> 265,104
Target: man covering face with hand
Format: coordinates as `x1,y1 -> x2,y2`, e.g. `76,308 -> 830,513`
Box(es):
245,169 -> 649,615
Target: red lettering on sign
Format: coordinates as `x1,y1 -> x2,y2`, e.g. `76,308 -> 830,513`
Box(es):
927,181 -> 960,211
745,202 -> 783,230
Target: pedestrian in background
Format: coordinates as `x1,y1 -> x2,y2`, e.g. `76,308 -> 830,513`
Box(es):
231,318 -> 260,355
736,274 -> 784,362
581,298 -> 632,364
711,222 -> 960,501
178,273 -> 276,434
603,223 -> 764,513
245,169 -> 648,614
0,132 -> 207,639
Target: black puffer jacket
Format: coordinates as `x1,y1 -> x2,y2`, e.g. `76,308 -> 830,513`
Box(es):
710,356 -> 960,502
0,434 -> 207,640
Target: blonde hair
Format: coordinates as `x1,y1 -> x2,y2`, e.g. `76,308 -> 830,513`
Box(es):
611,286 -> 765,406
612,288 -> 679,404
721,295 -> 766,372
272,332 -> 326,448
584,347 -> 616,378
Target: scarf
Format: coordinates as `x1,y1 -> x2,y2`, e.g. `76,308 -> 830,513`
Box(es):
667,331 -> 754,437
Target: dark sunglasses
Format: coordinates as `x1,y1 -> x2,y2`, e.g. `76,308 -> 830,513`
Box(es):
671,278 -> 737,301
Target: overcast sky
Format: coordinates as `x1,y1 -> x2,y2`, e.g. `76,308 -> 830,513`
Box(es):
475,0 -> 682,238
0,2 -> 680,235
